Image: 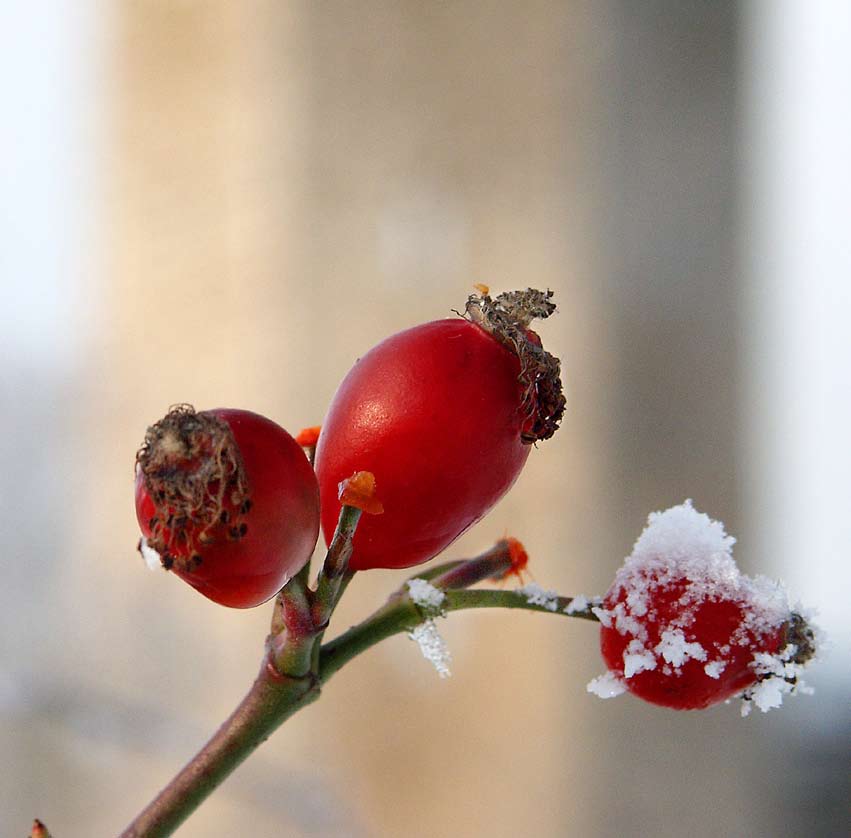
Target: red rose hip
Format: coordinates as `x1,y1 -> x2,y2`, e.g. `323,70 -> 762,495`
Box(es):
588,501 -> 817,712
135,406 -> 320,608
314,289 -> 565,571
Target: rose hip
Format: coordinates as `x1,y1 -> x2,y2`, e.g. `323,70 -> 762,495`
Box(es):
135,406 -> 320,608
314,289 -> 565,571
589,501 -> 817,712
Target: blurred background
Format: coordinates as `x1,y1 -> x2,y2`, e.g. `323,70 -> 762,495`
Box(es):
1,1 -> 849,836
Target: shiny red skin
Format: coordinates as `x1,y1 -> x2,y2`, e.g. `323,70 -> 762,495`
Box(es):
135,409 -> 320,608
600,581 -> 785,710
314,319 -> 532,571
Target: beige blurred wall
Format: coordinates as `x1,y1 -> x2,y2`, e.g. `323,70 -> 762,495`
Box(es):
74,2 -> 609,836
8,3 -> 836,838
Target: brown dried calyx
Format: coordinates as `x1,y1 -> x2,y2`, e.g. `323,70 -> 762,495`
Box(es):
136,405 -> 250,564
782,612 -> 818,667
465,288 -> 566,444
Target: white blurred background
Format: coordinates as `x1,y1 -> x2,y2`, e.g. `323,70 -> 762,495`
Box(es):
1,2 -> 848,836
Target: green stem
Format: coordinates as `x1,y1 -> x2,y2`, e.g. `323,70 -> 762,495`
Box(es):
405,558 -> 467,583
119,563 -> 597,836
427,541 -> 514,589
312,505 -> 362,629
446,588 -> 599,619
273,505 -> 362,675
119,661 -> 319,838
319,588 -> 598,683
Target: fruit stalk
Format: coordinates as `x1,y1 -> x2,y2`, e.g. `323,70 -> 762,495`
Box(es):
119,661 -> 320,838
311,504 -> 362,629
319,588 -> 600,681
118,544 -> 596,837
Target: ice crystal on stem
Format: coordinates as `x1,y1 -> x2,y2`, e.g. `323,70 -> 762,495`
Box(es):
407,578 -> 446,612
409,620 -> 452,678
564,594 -> 591,615
516,582 -> 560,612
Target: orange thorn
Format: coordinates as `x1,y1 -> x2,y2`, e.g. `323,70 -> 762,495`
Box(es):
295,425 -> 321,447
338,470 -> 384,515
498,536 -> 529,583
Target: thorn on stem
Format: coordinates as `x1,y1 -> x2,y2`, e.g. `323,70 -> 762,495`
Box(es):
338,471 -> 384,515
31,819 -> 53,838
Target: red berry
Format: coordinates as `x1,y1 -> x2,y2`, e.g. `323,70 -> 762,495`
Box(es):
589,501 -> 817,712
135,406 -> 320,608
314,289 -> 565,571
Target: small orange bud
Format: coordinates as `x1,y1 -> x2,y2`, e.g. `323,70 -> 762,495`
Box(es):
338,470 -> 384,515
498,536 -> 529,582
295,425 -> 321,447
473,283 -> 490,296
31,820 -> 52,838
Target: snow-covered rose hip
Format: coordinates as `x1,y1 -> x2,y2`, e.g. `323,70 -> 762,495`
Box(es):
314,288 -> 565,571
135,406 -> 320,608
587,501 -> 817,713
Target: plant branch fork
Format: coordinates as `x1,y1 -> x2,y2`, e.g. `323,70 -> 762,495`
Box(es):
117,504 -> 597,838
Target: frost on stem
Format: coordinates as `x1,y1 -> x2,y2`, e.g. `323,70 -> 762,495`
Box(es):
407,578 -> 446,611
516,582 -> 561,612
135,405 -> 250,571
406,578 -> 451,677
564,594 -> 597,615
409,621 -> 452,679
464,288 -> 566,443
590,500 -> 821,713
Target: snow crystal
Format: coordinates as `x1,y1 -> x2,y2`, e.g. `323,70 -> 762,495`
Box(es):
408,620 -> 452,678
655,629 -> 706,668
592,606 -> 612,627
625,587 -> 649,617
623,639 -> 658,678
704,660 -> 727,679
407,578 -> 446,612
603,501 -> 807,690
746,679 -> 786,714
602,601 -> 646,640
618,502 -> 792,629
516,583 -> 560,612
629,499 -> 736,572
587,671 -> 627,699
593,500 -> 819,714
737,640 -> 820,716
564,594 -> 590,615
138,537 -> 164,571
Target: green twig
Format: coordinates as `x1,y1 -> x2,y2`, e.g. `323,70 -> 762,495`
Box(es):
427,541 -> 515,589
269,573 -> 314,676
319,587 -> 598,682
271,504 -> 363,675
405,558 -> 467,583
119,661 -> 320,838
312,505 -> 362,630
118,543 -> 597,838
